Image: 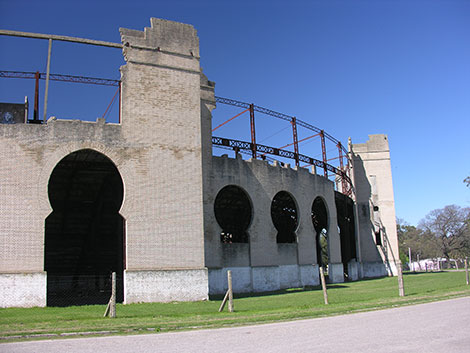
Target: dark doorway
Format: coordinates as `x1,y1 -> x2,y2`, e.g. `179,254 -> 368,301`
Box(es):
335,191 -> 357,279
214,185 -> 252,243
312,197 -> 329,270
271,191 -> 298,243
45,149 -> 124,306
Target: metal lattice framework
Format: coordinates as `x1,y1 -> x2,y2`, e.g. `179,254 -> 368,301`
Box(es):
0,70 -> 119,86
0,70 -> 121,122
214,97 -> 352,196
212,136 -> 351,189
0,70 -> 353,195
215,96 -> 346,153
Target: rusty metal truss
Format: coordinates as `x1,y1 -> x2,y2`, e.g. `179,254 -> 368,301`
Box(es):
213,96 -> 353,196
0,71 -> 120,86
0,70 -> 353,196
215,96 -> 347,155
212,136 -> 352,188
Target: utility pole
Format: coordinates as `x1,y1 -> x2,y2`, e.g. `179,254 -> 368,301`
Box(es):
43,38 -> 52,122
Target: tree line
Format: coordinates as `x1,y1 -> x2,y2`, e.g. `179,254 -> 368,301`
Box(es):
398,178 -> 470,265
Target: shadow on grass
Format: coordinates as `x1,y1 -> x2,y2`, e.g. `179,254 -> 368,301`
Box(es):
209,284 -> 350,300
209,271 -> 463,301
403,271 -> 445,276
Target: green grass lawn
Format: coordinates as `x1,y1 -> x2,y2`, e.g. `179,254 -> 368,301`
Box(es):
1,271 -> 469,341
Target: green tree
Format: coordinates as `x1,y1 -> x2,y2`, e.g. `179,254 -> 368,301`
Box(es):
397,219 -> 440,262
319,229 -> 329,269
419,205 -> 470,260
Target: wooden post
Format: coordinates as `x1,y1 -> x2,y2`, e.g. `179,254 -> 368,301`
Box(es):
465,257 -> 469,286
110,272 -> 116,318
218,291 -> 229,312
409,248 -> 412,272
104,272 -> 116,318
227,270 -> 234,312
319,266 -> 328,305
218,270 -> 234,312
397,262 -> 405,297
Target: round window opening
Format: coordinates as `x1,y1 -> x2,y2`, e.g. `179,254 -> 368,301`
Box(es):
271,191 -> 298,243
214,185 -> 252,243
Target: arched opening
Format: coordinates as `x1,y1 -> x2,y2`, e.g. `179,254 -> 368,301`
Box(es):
335,191 -> 357,280
214,185 -> 252,243
271,191 -> 298,243
45,149 -> 125,306
312,197 -> 329,273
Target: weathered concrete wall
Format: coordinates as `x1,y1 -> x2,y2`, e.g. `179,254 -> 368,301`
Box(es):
205,155 -> 343,294
351,134 -> 399,277
0,17 -> 400,307
119,19 -> 207,273
124,269 -> 208,302
0,18 -> 214,306
0,272 -> 46,308
0,118 -> 127,306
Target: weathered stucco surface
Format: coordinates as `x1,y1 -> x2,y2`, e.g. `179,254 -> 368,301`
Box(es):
351,134 -> 399,277
0,18 -> 399,307
204,155 -> 344,293
0,18 -> 213,306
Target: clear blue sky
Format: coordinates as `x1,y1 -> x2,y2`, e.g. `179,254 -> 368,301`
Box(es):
1,0 -> 469,226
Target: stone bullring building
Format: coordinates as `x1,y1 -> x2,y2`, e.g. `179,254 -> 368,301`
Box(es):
0,18 -> 399,307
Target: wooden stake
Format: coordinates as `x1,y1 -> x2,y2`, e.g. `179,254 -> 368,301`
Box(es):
319,266 -> 328,305
397,262 -> 405,297
104,272 -> 116,318
465,257 -> 469,286
110,272 -> 116,318
103,302 -> 110,317
218,270 -> 234,312
218,291 -> 229,312
228,270 -> 234,312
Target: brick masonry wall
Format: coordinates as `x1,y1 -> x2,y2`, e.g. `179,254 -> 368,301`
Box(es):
0,119 -> 124,273
119,19 -> 206,270
0,18 -> 214,305
0,18 -> 399,306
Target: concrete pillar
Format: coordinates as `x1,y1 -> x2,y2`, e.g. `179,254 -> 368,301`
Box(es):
351,135 -> 399,277
328,263 -> 344,283
348,259 -> 359,281
119,18 -> 209,302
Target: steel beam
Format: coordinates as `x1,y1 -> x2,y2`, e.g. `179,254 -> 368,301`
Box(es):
249,104 -> 257,159
0,29 -> 122,48
291,117 -> 299,167
320,130 -> 328,178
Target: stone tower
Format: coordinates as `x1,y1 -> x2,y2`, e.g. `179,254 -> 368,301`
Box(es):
119,18 -> 215,302
351,134 -> 399,277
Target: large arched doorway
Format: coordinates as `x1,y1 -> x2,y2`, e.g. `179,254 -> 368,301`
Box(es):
335,191 -> 357,279
45,149 -> 125,306
312,197 -> 329,274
